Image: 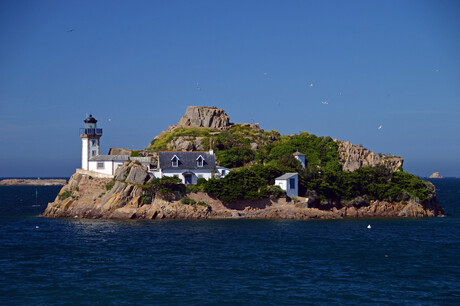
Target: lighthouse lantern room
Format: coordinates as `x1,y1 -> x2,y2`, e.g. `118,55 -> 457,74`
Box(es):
80,114 -> 102,170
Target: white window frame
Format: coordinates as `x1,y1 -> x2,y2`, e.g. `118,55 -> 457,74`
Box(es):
97,162 -> 104,169
196,155 -> 204,167
171,155 -> 179,167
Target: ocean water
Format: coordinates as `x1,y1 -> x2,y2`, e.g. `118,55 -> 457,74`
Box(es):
0,180 -> 459,305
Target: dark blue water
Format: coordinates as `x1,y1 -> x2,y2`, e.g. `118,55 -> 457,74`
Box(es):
1,180 -> 459,305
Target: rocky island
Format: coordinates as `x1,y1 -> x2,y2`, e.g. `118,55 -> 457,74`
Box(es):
43,106 -> 444,220
429,172 -> 444,179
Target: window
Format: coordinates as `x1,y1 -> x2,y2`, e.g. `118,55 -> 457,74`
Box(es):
91,139 -> 97,146
289,178 -> 295,189
221,170 -> 226,176
197,156 -> 203,167
92,150 -> 96,156
172,156 -> 178,167
97,162 -> 104,169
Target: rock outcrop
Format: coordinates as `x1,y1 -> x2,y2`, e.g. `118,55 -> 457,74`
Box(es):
43,161 -> 443,220
177,106 -> 231,129
335,140 -> 403,172
429,172 -> 443,179
0,179 -> 67,186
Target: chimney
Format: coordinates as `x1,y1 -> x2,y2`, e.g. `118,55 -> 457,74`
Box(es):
209,137 -> 214,155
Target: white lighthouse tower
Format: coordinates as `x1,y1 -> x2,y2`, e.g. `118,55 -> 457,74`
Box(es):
80,114 -> 102,170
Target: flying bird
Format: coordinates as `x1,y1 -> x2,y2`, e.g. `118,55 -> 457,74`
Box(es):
321,101 -> 328,105
67,29 -> 75,32
378,125 -> 383,130
309,82 -> 314,87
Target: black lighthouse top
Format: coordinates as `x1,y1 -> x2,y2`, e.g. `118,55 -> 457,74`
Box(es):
84,114 -> 97,124
80,114 -> 102,136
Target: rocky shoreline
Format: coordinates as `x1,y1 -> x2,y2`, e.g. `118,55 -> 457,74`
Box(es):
1,179 -> 67,186
42,163 -> 444,220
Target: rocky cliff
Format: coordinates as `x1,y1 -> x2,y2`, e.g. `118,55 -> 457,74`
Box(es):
177,106 -> 231,129
335,140 -> 404,172
43,162 -> 443,220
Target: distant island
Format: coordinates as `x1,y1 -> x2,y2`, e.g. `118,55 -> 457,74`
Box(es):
0,179 -> 67,186
429,172 -> 444,179
43,106 -> 444,220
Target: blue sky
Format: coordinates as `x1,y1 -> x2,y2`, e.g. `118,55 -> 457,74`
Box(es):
1,0 -> 459,177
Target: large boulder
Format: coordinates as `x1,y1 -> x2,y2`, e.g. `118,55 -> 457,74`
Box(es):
125,166 -> 150,185
177,106 -> 230,129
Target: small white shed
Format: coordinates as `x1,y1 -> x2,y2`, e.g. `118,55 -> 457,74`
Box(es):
275,173 -> 299,198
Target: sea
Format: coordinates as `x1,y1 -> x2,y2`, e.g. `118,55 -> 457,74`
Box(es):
0,179 -> 459,305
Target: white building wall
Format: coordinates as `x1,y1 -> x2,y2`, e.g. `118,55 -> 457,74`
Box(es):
113,161 -> 124,174
161,169 -> 213,184
81,137 -> 89,170
275,175 -> 298,198
88,160 -> 114,176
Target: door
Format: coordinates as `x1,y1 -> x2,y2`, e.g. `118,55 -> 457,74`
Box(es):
184,174 -> 192,185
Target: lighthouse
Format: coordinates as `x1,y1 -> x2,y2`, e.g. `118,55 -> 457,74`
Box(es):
80,114 -> 102,170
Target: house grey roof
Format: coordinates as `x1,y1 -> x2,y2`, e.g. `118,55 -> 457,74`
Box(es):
158,151 -> 216,170
293,151 -> 305,156
275,173 -> 298,180
89,155 -> 130,161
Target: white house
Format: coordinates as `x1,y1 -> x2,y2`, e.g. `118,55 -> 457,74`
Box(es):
216,166 -> 232,178
151,151 -> 218,184
275,173 -> 299,198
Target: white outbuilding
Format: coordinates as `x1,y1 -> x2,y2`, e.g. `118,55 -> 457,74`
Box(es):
275,173 -> 299,198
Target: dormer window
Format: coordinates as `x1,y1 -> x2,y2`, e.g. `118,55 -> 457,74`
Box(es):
171,155 -> 179,167
196,155 -> 204,167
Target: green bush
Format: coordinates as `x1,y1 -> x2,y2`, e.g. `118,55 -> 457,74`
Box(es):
197,201 -> 208,207
106,181 -> 115,191
142,176 -> 186,200
130,150 -> 140,157
267,185 -> 286,200
196,177 -> 207,186
58,190 -> 72,200
181,197 -> 196,205
204,168 -> 267,202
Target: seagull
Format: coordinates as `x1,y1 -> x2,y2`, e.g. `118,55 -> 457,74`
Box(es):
67,29 -> 75,32
321,101 -> 328,105
263,72 -> 268,76
309,82 -> 314,87
435,69 -> 440,72
378,125 -> 382,130
367,224 -> 371,229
